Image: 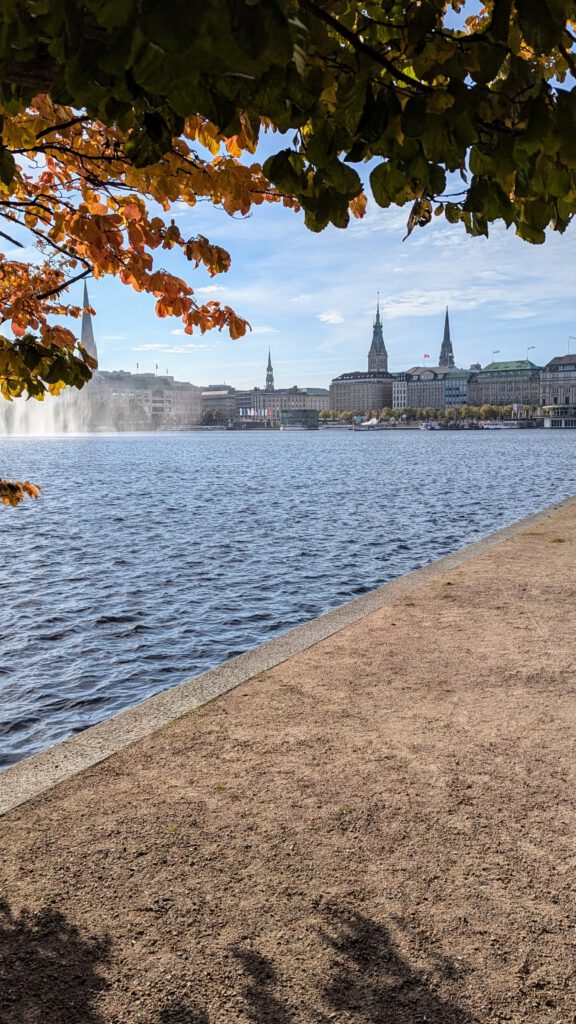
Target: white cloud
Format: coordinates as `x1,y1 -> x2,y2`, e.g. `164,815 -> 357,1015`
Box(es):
196,284 -> 226,295
250,325 -> 279,335
100,334 -> 126,341
132,343 -> 169,351
318,310 -> 344,325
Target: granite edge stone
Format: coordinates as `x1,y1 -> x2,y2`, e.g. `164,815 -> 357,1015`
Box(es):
2,497 -> 573,817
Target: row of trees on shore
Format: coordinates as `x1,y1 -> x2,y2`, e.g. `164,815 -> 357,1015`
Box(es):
320,406 -> 540,423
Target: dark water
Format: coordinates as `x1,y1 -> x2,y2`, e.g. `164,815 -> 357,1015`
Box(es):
1,429 -> 574,768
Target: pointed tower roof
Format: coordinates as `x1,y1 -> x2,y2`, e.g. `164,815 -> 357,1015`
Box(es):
369,293 -> 385,354
265,349 -> 275,391
368,294 -> 388,373
439,306 -> 454,368
80,281 -> 98,363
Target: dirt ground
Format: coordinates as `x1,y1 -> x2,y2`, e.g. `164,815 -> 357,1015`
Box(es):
1,503 -> 576,1024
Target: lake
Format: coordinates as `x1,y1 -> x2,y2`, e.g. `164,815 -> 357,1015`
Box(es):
1,428 -> 574,768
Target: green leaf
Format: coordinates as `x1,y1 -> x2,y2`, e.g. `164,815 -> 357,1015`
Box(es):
0,147 -> 15,186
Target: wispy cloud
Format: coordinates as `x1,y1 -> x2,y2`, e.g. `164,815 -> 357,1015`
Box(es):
250,325 -> 279,335
498,309 -> 538,320
132,342 -> 207,352
318,310 -> 344,325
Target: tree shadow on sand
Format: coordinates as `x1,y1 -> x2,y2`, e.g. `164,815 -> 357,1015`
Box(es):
319,904 -> 474,1024
0,897 -> 475,1023
0,898 -> 111,1024
226,903 -> 474,1024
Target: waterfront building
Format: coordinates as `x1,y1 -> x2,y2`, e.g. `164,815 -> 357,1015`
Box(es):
438,307 -> 455,369
200,385 -> 237,421
78,287 -> 202,429
88,371 -> 202,428
444,368 -> 472,407
392,373 -> 408,409
234,384 -> 329,423
224,352 -> 329,424
468,360 -> 541,407
280,408 -> 319,428
329,370 -> 393,413
542,404 -> 576,428
540,356 -> 576,407
404,367 -> 447,410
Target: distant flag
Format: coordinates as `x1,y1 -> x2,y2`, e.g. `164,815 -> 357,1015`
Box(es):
423,353 -> 430,359
136,362 -> 139,371
155,363 -> 159,373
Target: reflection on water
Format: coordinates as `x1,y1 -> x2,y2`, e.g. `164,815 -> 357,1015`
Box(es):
0,429 -> 574,767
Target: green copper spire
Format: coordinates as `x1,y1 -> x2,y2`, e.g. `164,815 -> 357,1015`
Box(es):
368,294 -> 388,372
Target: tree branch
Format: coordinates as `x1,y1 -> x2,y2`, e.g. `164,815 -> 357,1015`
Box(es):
300,0 -> 430,92
0,229 -> 25,248
36,266 -> 92,302
35,116 -> 90,141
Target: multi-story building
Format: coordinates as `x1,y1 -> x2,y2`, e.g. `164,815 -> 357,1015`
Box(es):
405,367 -> 447,410
200,385 -> 237,421
170,381 -> 203,427
87,371 -> 202,428
540,356 -> 576,407
217,356 -> 327,423
444,368 -> 472,407
329,370 -> 393,413
329,301 -> 393,412
235,384 -> 329,423
392,373 -> 408,409
392,308 -> 462,411
468,360 -> 541,407
76,287 -> 202,429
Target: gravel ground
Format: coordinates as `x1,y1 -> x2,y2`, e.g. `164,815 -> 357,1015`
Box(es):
1,501 -> 576,1023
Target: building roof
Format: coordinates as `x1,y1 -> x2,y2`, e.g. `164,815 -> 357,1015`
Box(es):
368,297 -> 387,356
477,360 -> 540,374
446,368 -> 471,379
331,371 -> 393,383
405,366 -> 444,377
544,356 -> 576,370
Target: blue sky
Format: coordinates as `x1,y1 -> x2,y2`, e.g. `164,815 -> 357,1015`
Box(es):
86,190 -> 576,390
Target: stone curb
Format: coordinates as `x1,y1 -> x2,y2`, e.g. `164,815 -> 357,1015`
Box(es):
1,497 -> 573,817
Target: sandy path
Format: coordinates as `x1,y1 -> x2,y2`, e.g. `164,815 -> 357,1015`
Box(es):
1,503 -> 576,1023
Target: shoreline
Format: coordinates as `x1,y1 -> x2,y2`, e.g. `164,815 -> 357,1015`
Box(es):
1,496 -> 576,1022
1,495 -> 574,817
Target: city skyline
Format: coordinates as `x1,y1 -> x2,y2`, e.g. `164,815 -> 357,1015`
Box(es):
71,195 -> 576,390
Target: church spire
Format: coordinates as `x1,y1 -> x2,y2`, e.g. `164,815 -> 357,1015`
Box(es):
368,294 -> 388,373
265,349 -> 275,391
439,306 -> 455,368
80,281 -> 98,364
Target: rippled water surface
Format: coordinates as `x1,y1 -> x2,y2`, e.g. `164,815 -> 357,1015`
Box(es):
1,429 -> 574,767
